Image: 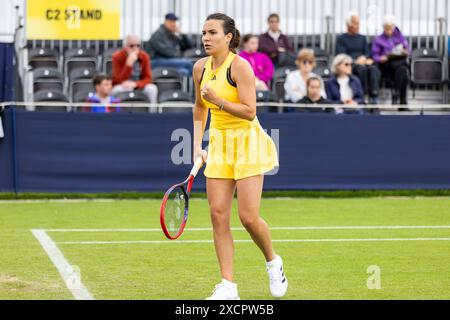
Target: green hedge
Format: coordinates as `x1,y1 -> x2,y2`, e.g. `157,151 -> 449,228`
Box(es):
1,190 -> 450,200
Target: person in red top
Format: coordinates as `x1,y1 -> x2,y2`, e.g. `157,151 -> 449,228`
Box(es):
111,34 -> 158,104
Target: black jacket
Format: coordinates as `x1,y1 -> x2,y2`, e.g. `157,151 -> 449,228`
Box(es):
147,24 -> 194,59
298,96 -> 333,113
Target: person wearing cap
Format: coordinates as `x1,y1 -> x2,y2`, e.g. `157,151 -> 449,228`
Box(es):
336,11 -> 381,104
146,13 -> 195,77
371,14 -> 410,105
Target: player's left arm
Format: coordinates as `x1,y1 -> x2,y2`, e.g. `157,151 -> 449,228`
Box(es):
201,57 -> 256,121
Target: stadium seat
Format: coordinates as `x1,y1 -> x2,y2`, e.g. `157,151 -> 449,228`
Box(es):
64,48 -> 98,79
33,90 -> 69,112
152,67 -> 183,97
28,48 -> 59,70
68,68 -> 98,102
32,67 -> 64,93
256,90 -> 278,112
256,90 -> 278,102
272,66 -> 296,102
182,48 -> 207,62
71,83 -> 95,103
102,48 -> 118,75
312,47 -> 330,70
411,48 -> 445,101
313,65 -> 332,79
158,90 -> 193,103
296,35 -> 322,51
158,90 -> 193,113
115,90 -> 149,113
72,90 -> 95,103
115,90 -> 149,102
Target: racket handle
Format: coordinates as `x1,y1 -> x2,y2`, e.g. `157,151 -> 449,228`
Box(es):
190,158 -> 204,177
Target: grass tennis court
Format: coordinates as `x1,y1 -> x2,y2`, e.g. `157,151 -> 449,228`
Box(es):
1,197 -> 450,300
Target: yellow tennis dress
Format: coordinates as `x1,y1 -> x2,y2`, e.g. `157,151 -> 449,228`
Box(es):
200,52 -> 279,180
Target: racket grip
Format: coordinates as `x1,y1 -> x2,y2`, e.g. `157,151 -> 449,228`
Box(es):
190,158 -> 204,177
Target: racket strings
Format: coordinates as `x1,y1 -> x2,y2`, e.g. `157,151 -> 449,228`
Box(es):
165,186 -> 188,237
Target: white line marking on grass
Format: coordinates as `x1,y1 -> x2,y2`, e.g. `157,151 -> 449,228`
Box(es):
57,237 -> 450,245
31,229 -> 94,300
0,199 -> 116,203
44,225 -> 450,232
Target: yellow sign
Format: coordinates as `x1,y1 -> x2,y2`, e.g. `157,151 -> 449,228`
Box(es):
26,0 -> 121,40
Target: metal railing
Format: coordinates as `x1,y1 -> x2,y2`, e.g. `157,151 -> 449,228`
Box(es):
2,101 -> 450,115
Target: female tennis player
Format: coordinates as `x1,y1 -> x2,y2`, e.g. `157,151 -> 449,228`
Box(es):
193,13 -> 287,300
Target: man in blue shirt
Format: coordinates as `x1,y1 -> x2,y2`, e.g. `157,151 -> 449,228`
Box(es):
336,11 -> 381,104
85,74 -> 121,113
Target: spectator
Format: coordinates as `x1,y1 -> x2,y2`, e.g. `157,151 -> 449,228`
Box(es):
325,54 -> 365,114
239,34 -> 274,91
298,77 -> 332,113
284,49 -> 326,103
85,74 -> 120,113
146,13 -> 194,77
336,10 -> 381,104
259,13 -> 295,67
372,14 -> 410,105
111,34 -> 158,104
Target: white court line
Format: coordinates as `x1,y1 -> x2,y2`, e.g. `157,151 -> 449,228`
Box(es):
31,229 -> 94,300
44,225 -> 450,232
57,237 -> 450,245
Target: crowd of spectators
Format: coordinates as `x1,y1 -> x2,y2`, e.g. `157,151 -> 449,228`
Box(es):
83,11 -> 413,113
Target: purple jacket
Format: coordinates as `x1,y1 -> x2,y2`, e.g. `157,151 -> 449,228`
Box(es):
371,27 -> 411,63
239,50 -> 274,86
258,32 -> 294,64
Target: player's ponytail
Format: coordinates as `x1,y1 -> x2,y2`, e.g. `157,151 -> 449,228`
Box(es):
206,13 -> 241,54
229,29 -> 240,53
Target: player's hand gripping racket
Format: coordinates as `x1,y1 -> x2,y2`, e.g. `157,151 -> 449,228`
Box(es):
160,158 -> 204,240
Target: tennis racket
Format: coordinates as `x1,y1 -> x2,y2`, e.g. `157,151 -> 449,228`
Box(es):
160,158 -> 204,240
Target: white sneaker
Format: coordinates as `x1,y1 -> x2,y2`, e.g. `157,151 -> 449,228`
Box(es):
206,279 -> 240,300
266,255 -> 288,298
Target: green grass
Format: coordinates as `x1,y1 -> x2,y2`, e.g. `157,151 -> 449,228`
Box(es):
1,198 -> 450,299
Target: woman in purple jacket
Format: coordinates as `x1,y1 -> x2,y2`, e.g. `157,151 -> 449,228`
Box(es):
239,34 -> 274,91
371,15 -> 410,105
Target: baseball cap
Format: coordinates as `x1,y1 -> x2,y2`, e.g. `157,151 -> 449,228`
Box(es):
165,13 -> 179,21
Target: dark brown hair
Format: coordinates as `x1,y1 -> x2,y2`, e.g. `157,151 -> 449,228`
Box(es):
241,33 -> 257,45
206,13 -> 241,53
93,74 -> 111,87
306,76 -> 322,88
267,13 -> 280,22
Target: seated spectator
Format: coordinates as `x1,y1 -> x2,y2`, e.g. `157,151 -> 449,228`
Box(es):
111,34 -> 158,104
284,49 -> 326,103
146,13 -> 194,77
259,13 -> 295,67
325,54 -> 365,114
298,77 -> 332,113
336,10 -> 381,104
85,74 -> 120,113
239,34 -> 274,91
371,14 -> 410,105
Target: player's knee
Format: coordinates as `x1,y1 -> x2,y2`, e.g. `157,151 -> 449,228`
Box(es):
239,213 -> 258,229
210,206 -> 229,225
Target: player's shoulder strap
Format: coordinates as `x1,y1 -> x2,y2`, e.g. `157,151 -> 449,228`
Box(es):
196,56 -> 210,84
226,52 -> 237,87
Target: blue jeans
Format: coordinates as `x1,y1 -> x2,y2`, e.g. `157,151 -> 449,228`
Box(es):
151,58 -> 193,77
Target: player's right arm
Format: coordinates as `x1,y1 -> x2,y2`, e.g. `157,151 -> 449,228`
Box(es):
193,58 -> 209,163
